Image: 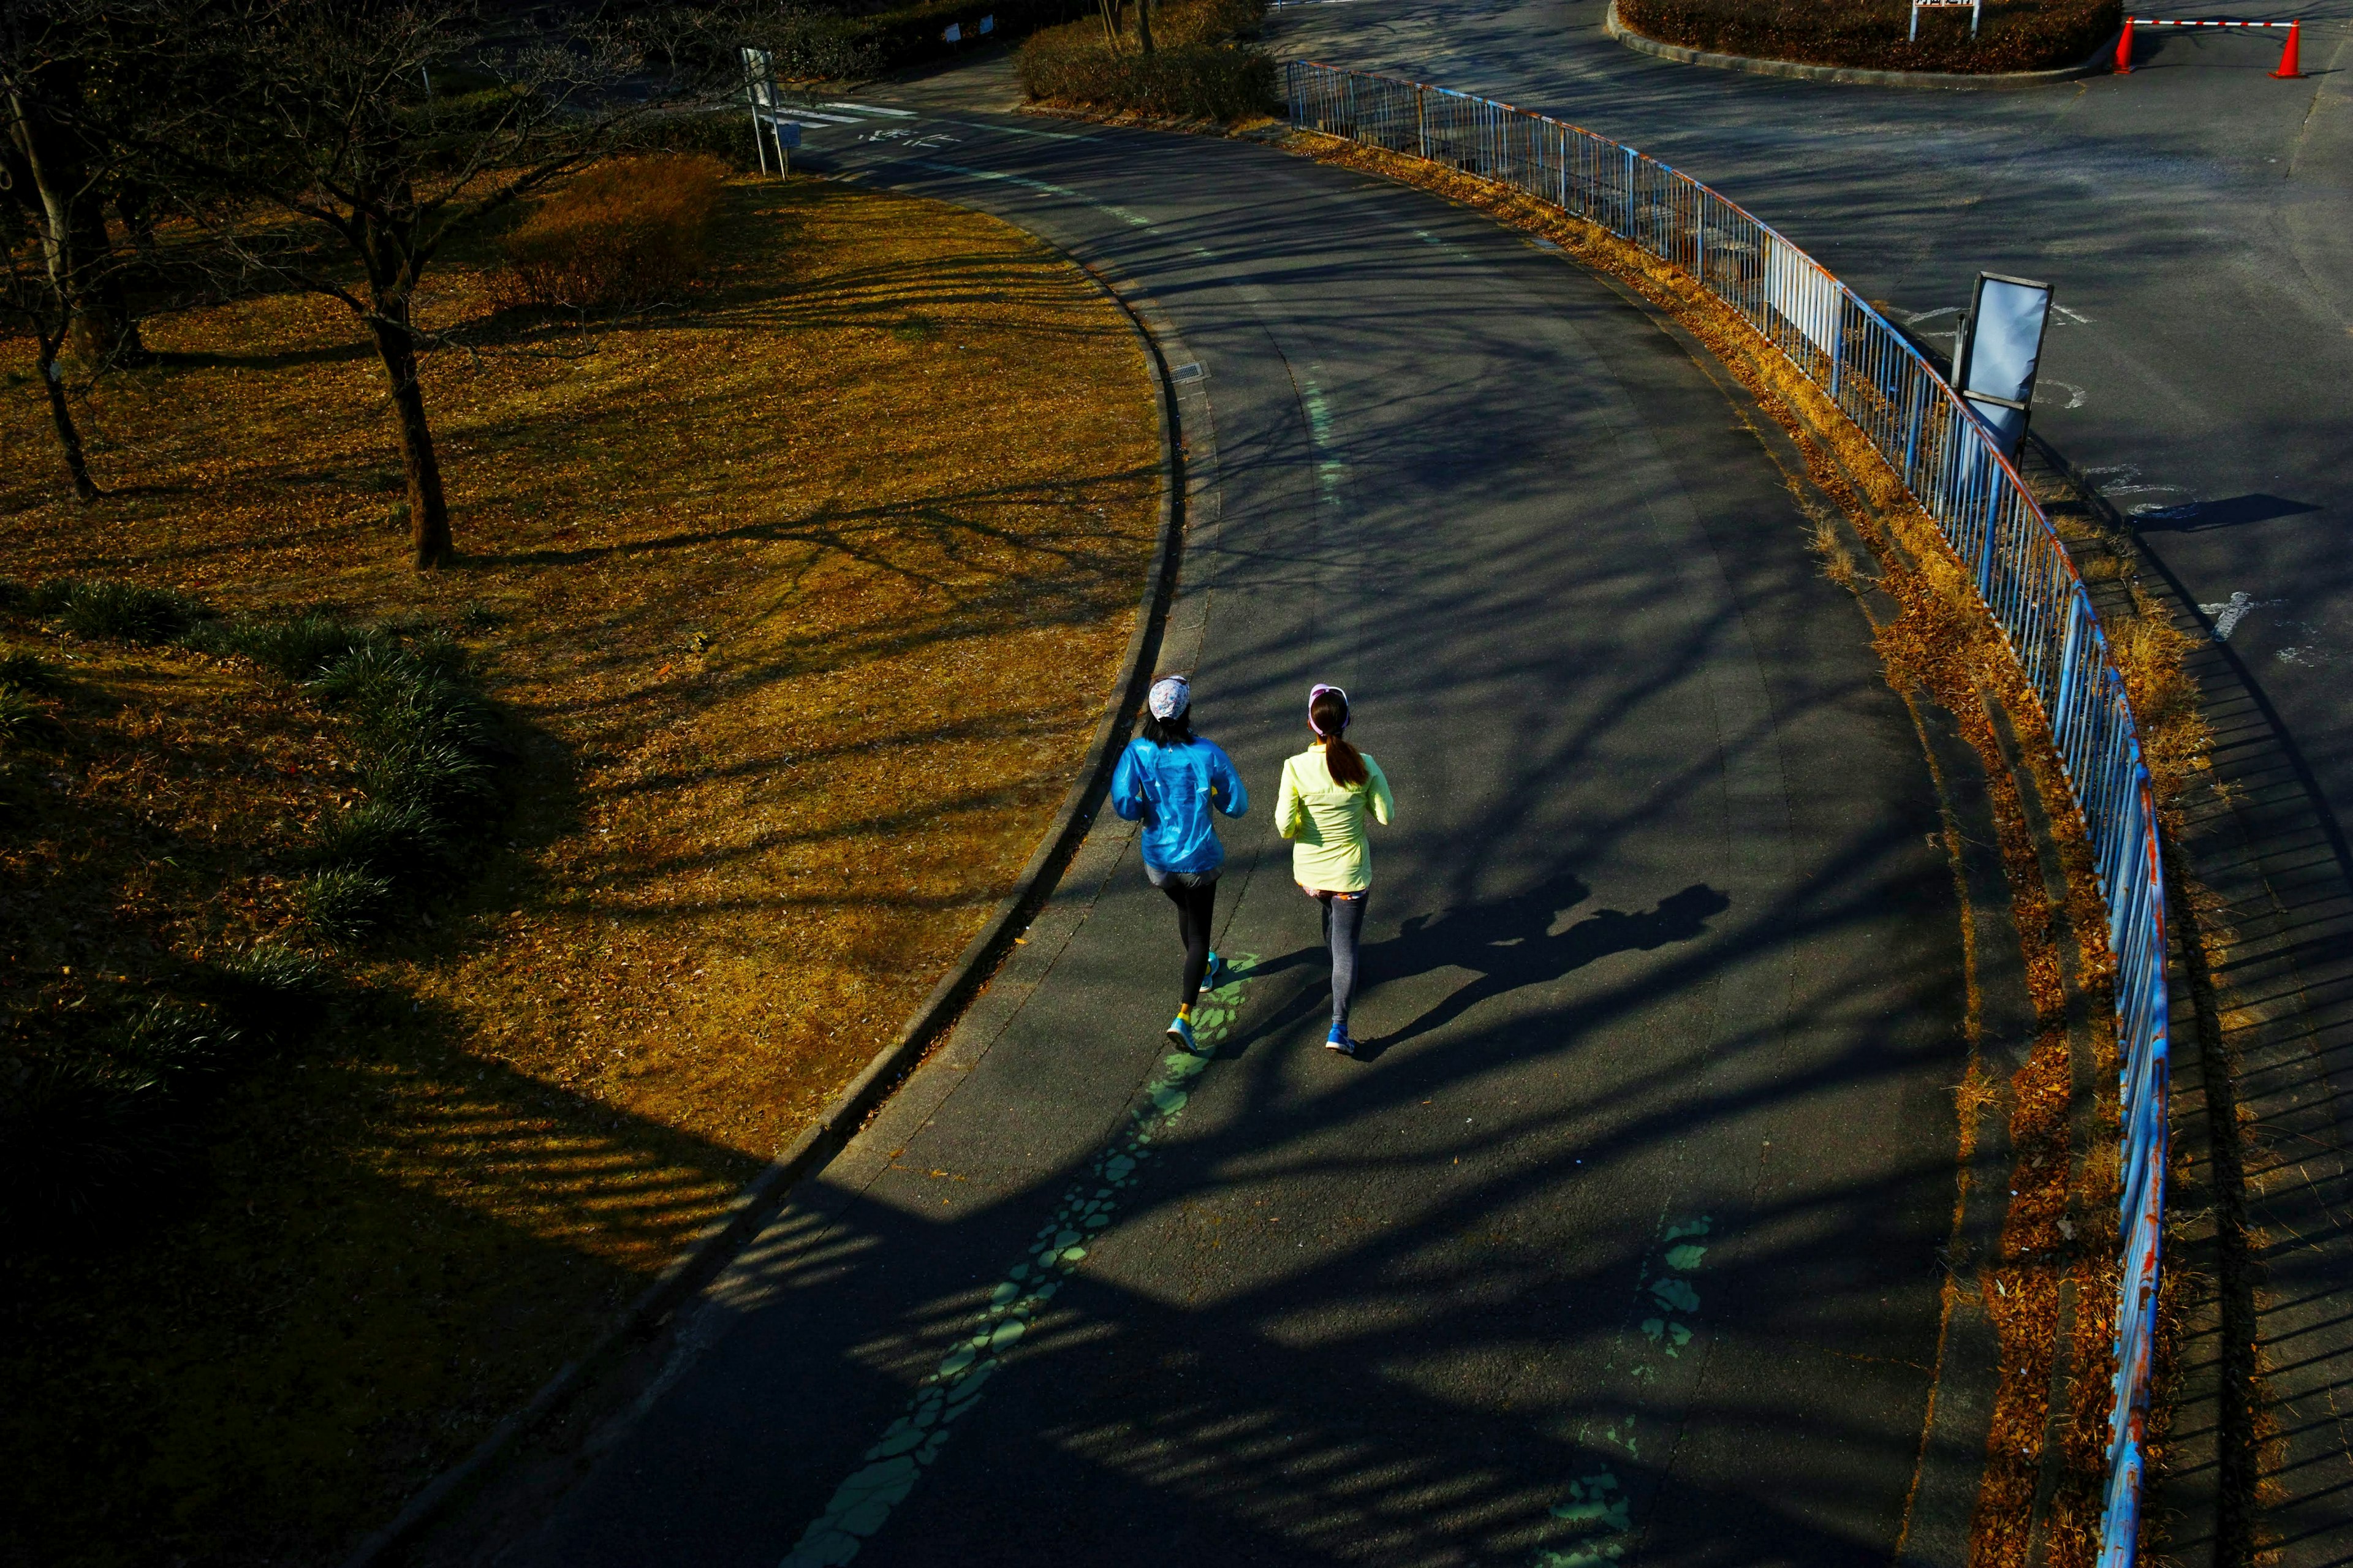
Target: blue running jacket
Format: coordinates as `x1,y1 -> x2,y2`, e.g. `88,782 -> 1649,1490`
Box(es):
1109,736 -> 1249,874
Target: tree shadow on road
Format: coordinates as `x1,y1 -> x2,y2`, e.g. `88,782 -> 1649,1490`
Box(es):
1226,874 -> 1732,1062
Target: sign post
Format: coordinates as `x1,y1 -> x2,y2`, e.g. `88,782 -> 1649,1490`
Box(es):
1909,0 -> 1982,40
740,47 -> 798,178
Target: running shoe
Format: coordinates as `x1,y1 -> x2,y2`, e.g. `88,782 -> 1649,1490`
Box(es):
1201,950 -> 1225,994
1167,1015 -> 1199,1052
1325,1026 -> 1359,1057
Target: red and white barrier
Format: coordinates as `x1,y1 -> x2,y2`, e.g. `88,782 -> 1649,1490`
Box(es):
2115,15 -> 2305,77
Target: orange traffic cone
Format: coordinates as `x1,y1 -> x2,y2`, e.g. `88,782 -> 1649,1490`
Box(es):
2115,17 -> 2135,73
2271,18 -> 2303,78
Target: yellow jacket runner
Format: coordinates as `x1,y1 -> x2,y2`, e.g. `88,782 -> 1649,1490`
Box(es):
1276,743 -> 1395,893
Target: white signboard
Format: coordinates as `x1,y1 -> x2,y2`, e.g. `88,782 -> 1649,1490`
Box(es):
1953,271 -> 2053,459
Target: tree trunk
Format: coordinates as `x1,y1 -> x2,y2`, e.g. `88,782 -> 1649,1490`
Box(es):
4,81 -> 140,373
66,192 -> 143,368
37,340 -> 100,503
365,303 -> 453,570
1137,0 -> 1154,53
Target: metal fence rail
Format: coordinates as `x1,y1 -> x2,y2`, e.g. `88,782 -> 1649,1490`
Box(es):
1285,58 -> 2168,1567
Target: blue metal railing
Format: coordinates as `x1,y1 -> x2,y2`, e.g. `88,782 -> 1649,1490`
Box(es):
1284,58 -> 2167,1566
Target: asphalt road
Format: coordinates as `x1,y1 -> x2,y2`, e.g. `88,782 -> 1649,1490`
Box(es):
494,110 -> 1982,1565
1262,7 -> 2353,1559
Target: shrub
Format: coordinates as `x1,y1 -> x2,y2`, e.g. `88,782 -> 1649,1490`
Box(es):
295,867 -> 397,942
0,650 -> 60,692
113,1001 -> 247,1083
496,154 -> 730,311
311,800 -> 449,883
1020,35 -> 1276,118
200,610 -> 389,681
36,579 -> 208,644
1018,0 -> 1275,119
1618,0 -> 2118,72
198,946 -> 333,1047
0,689 -> 61,749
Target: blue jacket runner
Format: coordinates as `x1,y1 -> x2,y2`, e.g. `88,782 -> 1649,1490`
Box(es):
1109,736 -> 1249,875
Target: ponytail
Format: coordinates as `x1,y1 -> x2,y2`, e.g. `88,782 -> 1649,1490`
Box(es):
1309,687 -> 1368,788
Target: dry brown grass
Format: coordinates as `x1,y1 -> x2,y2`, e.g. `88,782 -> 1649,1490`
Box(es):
494,153 -> 730,311
0,172 -> 1159,1563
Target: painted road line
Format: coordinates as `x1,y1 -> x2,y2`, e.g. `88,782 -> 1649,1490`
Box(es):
1540,1213 -> 1713,1567
931,118 -> 1091,141
2198,591 -> 2282,642
823,101 -> 919,116
775,110 -> 865,125
901,158 -> 1154,230
776,956 -> 1262,1568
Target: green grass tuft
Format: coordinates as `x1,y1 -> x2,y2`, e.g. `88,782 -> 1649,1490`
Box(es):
37,578 -> 208,644
294,866 -> 398,942
0,650 -> 61,692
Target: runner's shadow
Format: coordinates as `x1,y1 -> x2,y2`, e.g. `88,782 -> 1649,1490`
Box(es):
1360,878 -> 1731,1059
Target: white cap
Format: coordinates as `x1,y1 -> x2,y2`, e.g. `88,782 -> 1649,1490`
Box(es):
1147,675 -> 1191,720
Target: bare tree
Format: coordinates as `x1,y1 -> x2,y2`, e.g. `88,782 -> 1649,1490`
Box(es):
1,192 -> 101,500
1,2 -> 164,501
127,0 -> 665,570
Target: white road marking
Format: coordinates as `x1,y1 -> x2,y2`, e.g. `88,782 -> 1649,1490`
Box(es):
2197,591 -> 2281,640
2038,379 -> 2087,409
2053,304 -> 2095,325
823,101 -> 919,116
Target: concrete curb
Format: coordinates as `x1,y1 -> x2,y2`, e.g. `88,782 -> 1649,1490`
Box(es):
1604,2 -> 2118,89
338,220 -> 1190,1568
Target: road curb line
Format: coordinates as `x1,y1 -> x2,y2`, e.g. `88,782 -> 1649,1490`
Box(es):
1604,2 -> 2119,89
339,210 -> 1192,1568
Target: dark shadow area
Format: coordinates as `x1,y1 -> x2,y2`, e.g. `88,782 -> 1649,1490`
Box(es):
2130,493 -> 2323,532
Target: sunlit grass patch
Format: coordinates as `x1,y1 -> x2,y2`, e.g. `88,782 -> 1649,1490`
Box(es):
0,174 -> 1158,1561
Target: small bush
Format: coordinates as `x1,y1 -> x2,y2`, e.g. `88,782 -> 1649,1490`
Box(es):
1020,36 -> 1276,118
496,154 -> 729,311
1618,0 -> 2118,71
0,650 -> 60,692
113,1001 -> 247,1084
295,867 -> 397,942
197,946 -> 333,1046
359,738 -> 500,818
311,800 -> 448,882
40,579 -> 208,644
627,109 -> 822,172
0,689 -> 61,749
202,610 -> 389,681
1019,0 -> 1275,119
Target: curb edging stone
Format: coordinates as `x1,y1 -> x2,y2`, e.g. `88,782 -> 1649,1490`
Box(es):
338,216 -> 1190,1568
1604,2 -> 2118,89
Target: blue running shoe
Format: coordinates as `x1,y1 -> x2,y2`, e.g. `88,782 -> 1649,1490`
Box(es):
1325,1026 -> 1358,1057
1201,950 -> 1225,994
1167,1015 -> 1199,1052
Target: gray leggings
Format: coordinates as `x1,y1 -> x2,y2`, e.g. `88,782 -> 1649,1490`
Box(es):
1313,888 -> 1368,1032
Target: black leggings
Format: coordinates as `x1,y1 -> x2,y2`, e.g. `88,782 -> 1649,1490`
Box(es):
1316,888 -> 1367,1032
1159,876 -> 1219,1007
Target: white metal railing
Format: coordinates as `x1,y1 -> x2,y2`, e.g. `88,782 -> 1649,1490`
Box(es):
1284,59 -> 2169,1567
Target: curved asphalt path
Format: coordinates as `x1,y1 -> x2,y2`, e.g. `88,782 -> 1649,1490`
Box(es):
494,108 -> 1976,1566
1260,7 -> 2353,1558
